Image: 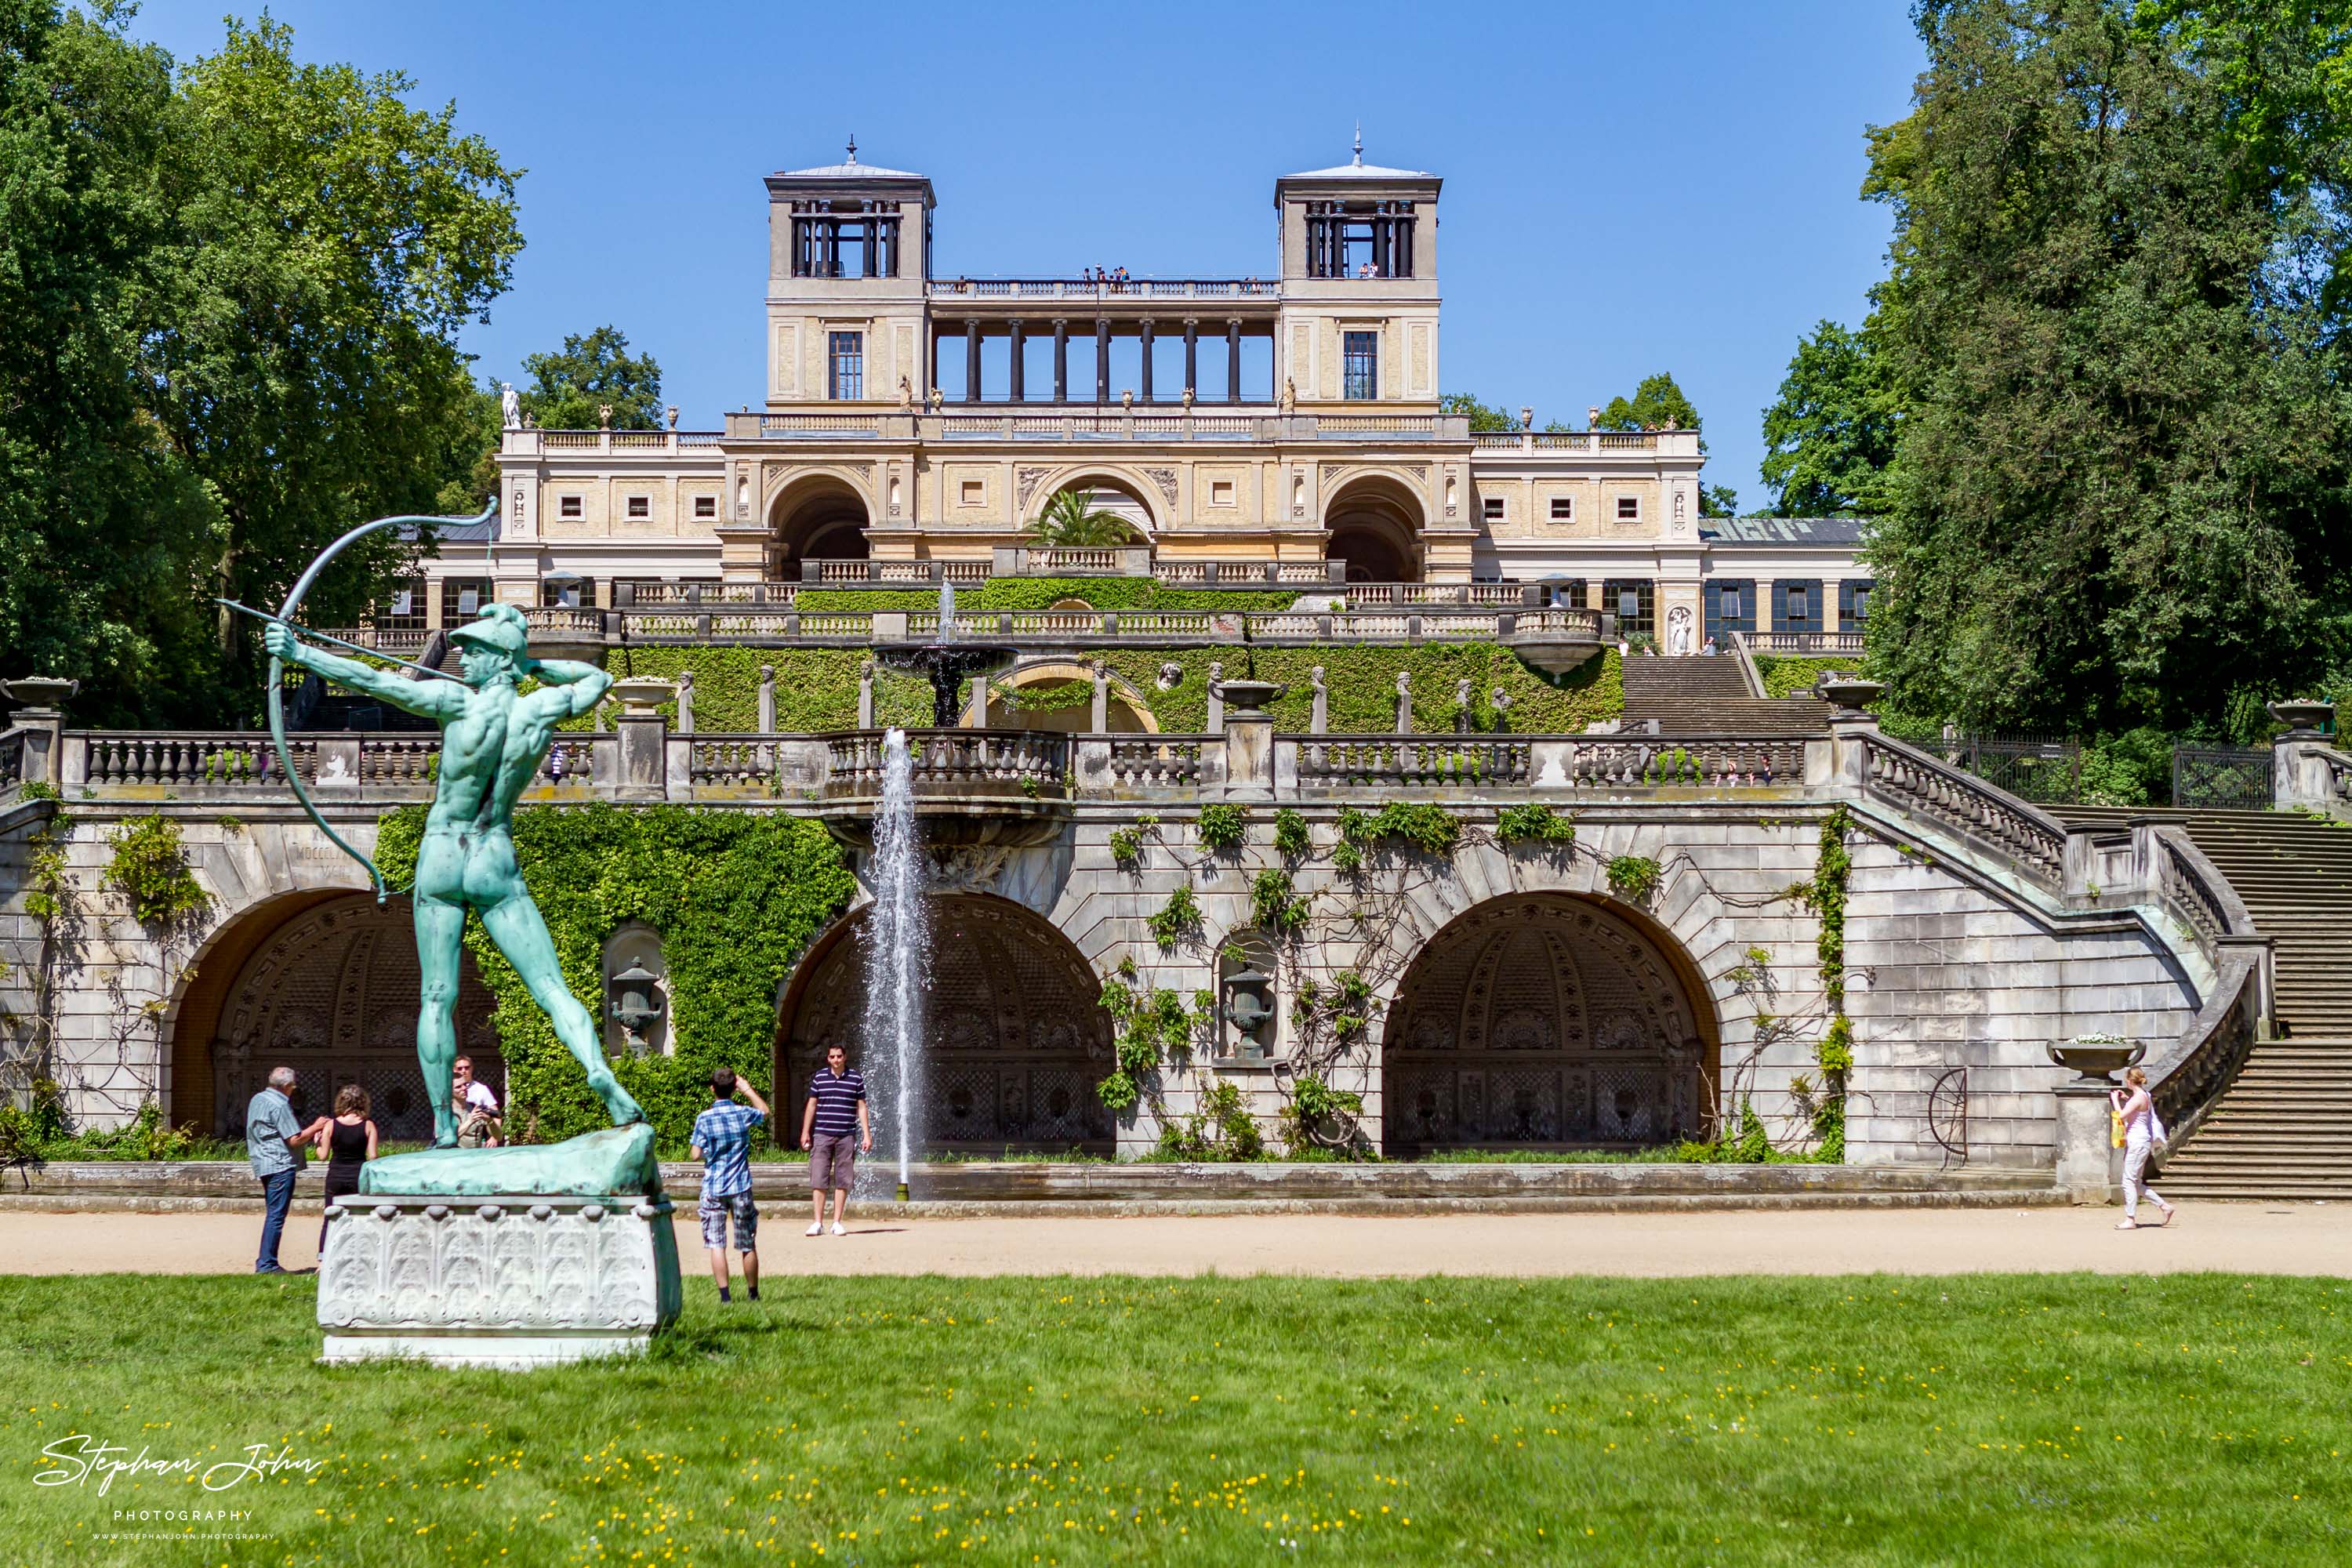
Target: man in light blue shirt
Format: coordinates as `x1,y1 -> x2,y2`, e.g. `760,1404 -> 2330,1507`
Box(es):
246,1065 -> 325,1274
690,1067 -> 768,1305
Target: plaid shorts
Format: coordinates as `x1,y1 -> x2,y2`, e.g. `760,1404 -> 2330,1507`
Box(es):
698,1192 -> 757,1250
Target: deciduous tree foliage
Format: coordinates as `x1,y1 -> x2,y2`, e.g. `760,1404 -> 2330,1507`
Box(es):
0,4 -> 519,725
1859,0 -> 2352,736
1759,318 -> 1902,517
518,325 -> 664,433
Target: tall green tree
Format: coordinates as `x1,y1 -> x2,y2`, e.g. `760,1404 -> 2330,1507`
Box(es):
1759,318 -> 1901,517
0,5 -> 520,725
1862,0 -> 2352,737
1595,372 -> 1701,434
519,326 -> 664,432
1438,392 -> 1523,433
1592,371 -> 1738,514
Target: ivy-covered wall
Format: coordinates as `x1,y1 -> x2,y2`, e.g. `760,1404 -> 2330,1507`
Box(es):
579,644 -> 1622,735
1754,655 -> 1862,700
375,804 -> 856,1151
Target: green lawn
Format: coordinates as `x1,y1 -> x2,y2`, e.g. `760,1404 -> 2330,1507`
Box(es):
2,1273 -> 2345,1566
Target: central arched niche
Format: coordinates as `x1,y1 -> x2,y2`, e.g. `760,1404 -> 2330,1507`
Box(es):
201,893 -> 502,1140
775,893 -> 1113,1152
1381,893 -> 1715,1153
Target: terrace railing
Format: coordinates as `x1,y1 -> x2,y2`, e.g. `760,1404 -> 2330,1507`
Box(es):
1860,731 -> 2069,891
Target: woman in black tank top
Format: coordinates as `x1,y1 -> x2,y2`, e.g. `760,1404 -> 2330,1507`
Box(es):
316,1084 -> 379,1257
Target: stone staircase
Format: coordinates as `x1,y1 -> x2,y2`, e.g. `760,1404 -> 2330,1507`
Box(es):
2056,806 -> 2352,1198
1619,655 -> 1829,736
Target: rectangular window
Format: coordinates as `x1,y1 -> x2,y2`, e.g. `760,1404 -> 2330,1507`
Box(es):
1704,579 -> 1757,642
1773,579 -> 1825,633
376,579 -> 427,632
1841,578 -> 1876,623
558,494 -> 583,519
1615,496 -> 1640,522
625,495 -> 650,520
1603,579 -> 1655,636
960,480 -> 984,506
828,331 -> 864,401
694,495 -> 717,519
1210,481 -> 1235,506
540,578 -> 597,609
441,579 -> 492,626
1549,498 -> 1573,521
1482,497 -> 1504,522
1342,332 -> 1377,400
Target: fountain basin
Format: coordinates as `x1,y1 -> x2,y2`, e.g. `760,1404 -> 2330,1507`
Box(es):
816,728 -> 1073,848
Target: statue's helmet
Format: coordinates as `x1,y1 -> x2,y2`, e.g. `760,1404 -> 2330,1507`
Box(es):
448,601 -> 529,659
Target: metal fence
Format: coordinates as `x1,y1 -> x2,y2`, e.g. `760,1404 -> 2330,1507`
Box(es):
2172,746 -> 2274,811
1880,723 -> 2085,804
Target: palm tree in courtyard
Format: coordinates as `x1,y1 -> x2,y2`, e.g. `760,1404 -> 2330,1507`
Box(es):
1025,488 -> 1138,549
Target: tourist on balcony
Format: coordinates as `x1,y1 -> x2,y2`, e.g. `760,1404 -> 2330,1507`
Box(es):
245,1065 -> 327,1275
691,1067 -> 769,1303
313,1084 -> 379,1258
800,1043 -> 871,1236
2109,1066 -> 2175,1229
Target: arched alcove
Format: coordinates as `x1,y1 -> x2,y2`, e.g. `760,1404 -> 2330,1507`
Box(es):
1323,473 -> 1425,583
982,660 -> 1159,734
1381,893 -> 1716,1152
172,893 -> 501,1139
775,894 -> 1113,1152
769,474 -> 872,573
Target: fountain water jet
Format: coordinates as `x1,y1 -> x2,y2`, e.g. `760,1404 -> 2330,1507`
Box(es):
858,727 -> 929,1201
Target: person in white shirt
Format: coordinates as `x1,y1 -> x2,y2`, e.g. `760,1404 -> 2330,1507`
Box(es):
453,1056 -> 503,1148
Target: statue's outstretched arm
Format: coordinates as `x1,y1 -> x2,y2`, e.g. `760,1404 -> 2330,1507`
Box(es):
264,622 -> 460,720
526,658 -> 615,720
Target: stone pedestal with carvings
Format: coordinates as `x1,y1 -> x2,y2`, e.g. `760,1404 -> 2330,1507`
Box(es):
318,1193 -> 682,1367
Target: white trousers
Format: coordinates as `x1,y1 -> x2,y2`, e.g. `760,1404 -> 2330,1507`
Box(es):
2121,1139 -> 2165,1220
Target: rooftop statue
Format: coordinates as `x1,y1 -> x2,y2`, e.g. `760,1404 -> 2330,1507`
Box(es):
253,521 -> 643,1166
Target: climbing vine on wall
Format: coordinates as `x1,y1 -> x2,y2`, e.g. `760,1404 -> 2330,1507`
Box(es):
104,816 -> 209,928
375,804 -> 856,1150
1792,804 -> 1854,1160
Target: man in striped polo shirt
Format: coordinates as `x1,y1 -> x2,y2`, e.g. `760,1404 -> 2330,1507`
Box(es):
800,1044 -> 870,1236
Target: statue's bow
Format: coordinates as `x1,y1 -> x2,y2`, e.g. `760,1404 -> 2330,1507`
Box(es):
268,500 -> 500,905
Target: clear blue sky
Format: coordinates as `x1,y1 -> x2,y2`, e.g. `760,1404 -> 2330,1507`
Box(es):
130,2 -> 1924,510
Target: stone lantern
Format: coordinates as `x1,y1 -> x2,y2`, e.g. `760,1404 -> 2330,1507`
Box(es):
608,960 -> 666,1054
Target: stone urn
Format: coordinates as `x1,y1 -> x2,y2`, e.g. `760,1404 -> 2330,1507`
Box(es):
2267,699 -> 2336,737
1216,678 -> 1287,715
2047,1038 -> 2145,1086
4,675 -> 78,713
1818,677 -> 1885,717
608,677 -> 676,718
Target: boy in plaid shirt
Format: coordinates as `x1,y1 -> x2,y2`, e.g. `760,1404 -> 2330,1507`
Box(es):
690,1067 -> 768,1304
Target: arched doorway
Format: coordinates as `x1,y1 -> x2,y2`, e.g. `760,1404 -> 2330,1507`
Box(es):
770,475 -> 872,575
1381,894 -> 1714,1153
775,894 -> 1113,1152
176,893 -> 501,1139
1323,474 -> 1424,583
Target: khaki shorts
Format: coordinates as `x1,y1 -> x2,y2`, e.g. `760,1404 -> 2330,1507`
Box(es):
809,1132 -> 858,1192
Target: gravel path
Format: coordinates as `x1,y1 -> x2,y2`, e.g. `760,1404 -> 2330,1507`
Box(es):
5,1203 -> 2347,1276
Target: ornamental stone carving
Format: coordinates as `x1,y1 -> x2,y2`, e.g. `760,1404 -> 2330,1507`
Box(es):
1143,467 -> 1179,506
1015,467 -> 1051,511
317,1194 -> 681,1367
